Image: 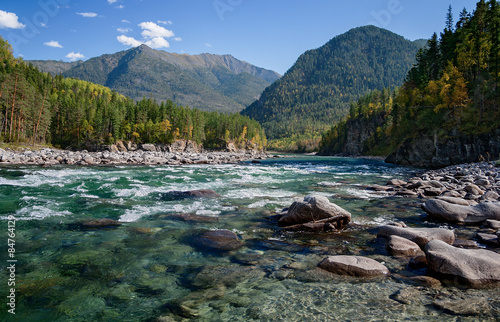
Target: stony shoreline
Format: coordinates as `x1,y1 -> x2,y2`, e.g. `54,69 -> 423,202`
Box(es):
267,160 -> 500,288
0,147 -> 272,166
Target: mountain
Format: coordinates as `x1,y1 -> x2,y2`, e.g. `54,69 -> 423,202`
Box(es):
1,36 -> 266,150
240,25 -> 424,151
320,1 -> 500,167
29,45 -> 281,113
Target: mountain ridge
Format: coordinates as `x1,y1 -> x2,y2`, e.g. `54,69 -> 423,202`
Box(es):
29,45 -> 280,113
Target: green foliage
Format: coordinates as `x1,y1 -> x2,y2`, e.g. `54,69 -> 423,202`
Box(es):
0,37 -> 266,150
241,26 -> 423,150
319,1 -> 500,157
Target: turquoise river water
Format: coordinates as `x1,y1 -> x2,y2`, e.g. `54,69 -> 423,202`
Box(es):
0,156 -> 499,321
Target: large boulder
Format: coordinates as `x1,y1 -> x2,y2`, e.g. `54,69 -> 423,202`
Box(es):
425,240 -> 500,287
278,195 -> 351,228
422,199 -> 500,224
385,235 -> 424,257
377,225 -> 455,249
317,255 -> 389,277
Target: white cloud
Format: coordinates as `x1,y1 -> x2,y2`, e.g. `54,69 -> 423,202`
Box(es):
107,0 -> 118,4
145,37 -> 170,49
117,35 -> 170,49
44,40 -> 63,48
117,27 -> 131,33
117,21 -> 175,50
205,43 -> 212,47
117,35 -> 142,47
139,21 -> 174,39
157,20 -> 172,25
116,5 -> 124,9
0,10 -> 26,29
66,52 -> 85,61
40,22 -> 47,27
121,19 -> 130,23
76,12 -> 98,18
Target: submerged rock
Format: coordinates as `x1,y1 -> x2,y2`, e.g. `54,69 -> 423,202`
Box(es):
425,240 -> 500,287
377,225 -> 455,249
160,189 -> 222,201
191,265 -> 265,288
195,229 -> 243,252
421,199 -> 500,224
168,213 -> 219,223
81,218 -> 122,228
278,195 -> 351,228
433,298 -> 491,316
317,255 -> 389,277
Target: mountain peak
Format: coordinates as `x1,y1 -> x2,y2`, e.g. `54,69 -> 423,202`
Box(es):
241,26 -> 423,143
28,46 -> 280,113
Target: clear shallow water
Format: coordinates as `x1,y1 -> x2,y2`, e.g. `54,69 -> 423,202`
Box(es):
0,156 -> 499,321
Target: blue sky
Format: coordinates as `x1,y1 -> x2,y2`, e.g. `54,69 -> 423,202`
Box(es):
0,0 -> 480,75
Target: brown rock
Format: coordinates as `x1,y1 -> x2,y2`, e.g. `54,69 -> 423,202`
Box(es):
409,255 -> 428,269
278,195 -> 351,228
196,230 -> 243,251
82,218 -> 122,228
406,276 -> 441,288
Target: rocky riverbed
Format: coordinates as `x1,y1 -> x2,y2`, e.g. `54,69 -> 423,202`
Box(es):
1,155 -> 499,320
0,147 -> 271,166
329,160 -> 500,288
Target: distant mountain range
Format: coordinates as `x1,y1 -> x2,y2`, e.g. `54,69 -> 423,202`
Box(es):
29,45 -> 281,113
241,26 -> 425,147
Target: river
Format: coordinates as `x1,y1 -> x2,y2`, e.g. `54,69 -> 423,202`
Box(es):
1,156 -> 498,321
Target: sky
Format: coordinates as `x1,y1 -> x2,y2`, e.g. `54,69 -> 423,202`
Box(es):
0,0 -> 481,75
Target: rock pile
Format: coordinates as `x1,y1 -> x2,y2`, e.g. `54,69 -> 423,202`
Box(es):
382,162 -> 500,202
0,147 -> 270,166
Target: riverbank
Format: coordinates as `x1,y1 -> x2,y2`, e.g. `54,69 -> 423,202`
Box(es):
0,147 -> 272,166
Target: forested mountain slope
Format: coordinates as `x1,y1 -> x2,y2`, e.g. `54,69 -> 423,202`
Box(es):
241,25 -> 423,151
0,38 -> 266,150
319,1 -> 500,167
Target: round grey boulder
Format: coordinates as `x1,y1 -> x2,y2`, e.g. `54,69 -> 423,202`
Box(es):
386,235 -> 424,257
317,255 -> 389,277
377,225 -> 455,249
422,199 -> 500,224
